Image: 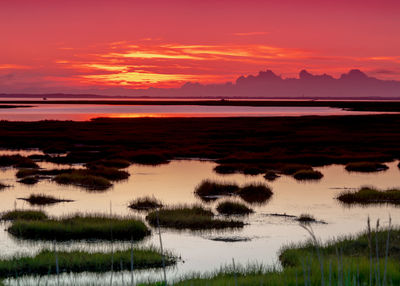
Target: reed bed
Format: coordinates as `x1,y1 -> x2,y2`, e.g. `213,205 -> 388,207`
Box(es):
129,197 -> 163,211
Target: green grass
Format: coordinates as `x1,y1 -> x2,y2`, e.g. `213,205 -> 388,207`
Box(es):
8,214 -> 150,241
1,210 -> 48,221
216,201 -> 253,215
146,205 -> 244,230
129,196 -> 163,211
337,186 -> 400,205
18,194 -> 73,205
54,173 -> 112,191
345,161 -> 389,172
293,169 -> 323,180
0,247 -> 175,278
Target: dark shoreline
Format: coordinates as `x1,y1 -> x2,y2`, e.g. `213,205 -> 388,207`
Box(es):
1,114 -> 400,175
2,100 -> 400,112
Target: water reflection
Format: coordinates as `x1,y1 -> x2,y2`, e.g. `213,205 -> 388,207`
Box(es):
0,157 -> 399,281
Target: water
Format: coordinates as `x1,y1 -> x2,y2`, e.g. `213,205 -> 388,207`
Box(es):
0,151 -> 399,283
0,104 -> 394,121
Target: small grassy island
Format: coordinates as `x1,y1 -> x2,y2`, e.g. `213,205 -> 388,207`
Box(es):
216,201 -> 253,215
345,161 -> 389,172
129,196 -> 163,211
337,186 -> 400,205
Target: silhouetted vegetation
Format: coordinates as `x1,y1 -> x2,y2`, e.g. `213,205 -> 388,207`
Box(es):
263,170 -> 279,181
216,201 -> 253,215
129,196 -> 163,211
8,214 -> 150,241
280,164 -> 313,175
1,210 -> 48,221
293,169 -> 323,180
18,176 -> 39,185
18,194 -> 73,205
337,187 -> 400,205
0,247 -> 175,278
296,213 -> 317,224
54,173 -> 112,191
237,183 -> 273,204
1,116 -> 400,173
87,158 -> 131,169
0,182 -> 8,190
195,180 -> 239,199
146,205 -> 244,230
345,161 -> 389,172
0,155 -> 38,169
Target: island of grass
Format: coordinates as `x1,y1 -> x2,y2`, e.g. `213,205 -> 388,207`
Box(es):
293,169 -> 323,180
87,158 -> 131,169
1,210 -> 48,221
263,170 -> 280,181
345,161 -> 389,172
129,196 -> 163,211
0,247 -> 175,278
17,194 -> 73,205
216,201 -> 253,215
195,180 -> 272,204
0,182 -> 9,190
54,173 -> 112,191
7,214 -> 150,241
18,176 -> 39,185
146,205 -> 244,230
337,186 -> 400,205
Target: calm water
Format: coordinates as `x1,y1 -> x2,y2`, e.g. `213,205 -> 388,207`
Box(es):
0,150 -> 399,284
0,104 -> 395,121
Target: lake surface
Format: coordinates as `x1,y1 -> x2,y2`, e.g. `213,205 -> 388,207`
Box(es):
0,104 -> 394,121
0,150 -> 399,284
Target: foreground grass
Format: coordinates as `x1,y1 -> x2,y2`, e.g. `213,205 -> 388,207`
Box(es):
146,205 -> 244,230
0,247 -> 175,278
345,161 -> 389,172
1,210 -> 48,221
337,186 -> 400,205
8,214 -> 150,241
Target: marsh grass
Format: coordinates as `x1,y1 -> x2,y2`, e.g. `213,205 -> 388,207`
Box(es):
213,164 -> 237,175
54,173 -> 112,191
263,170 -> 280,181
0,182 -> 8,190
237,183 -> 273,204
8,214 -> 150,241
0,155 -> 38,169
195,180 -> 239,198
293,169 -> 323,180
216,201 -> 253,215
16,168 -> 74,178
1,210 -> 48,221
279,164 -> 313,175
345,161 -> 389,172
337,186 -> 400,205
123,152 -> 169,165
296,214 -> 317,224
146,205 -> 244,230
18,194 -> 74,206
87,159 -> 131,169
0,247 -> 175,278
129,197 -> 163,211
84,166 -> 130,181
18,176 -> 39,185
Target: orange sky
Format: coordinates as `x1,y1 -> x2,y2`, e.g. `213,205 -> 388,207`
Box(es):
1,0 -> 400,94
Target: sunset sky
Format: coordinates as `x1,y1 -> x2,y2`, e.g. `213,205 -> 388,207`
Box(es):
1,0 -> 400,94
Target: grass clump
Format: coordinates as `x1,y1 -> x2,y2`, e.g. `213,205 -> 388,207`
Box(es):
85,166 -> 130,181
0,155 -> 38,169
0,182 -> 9,190
18,194 -> 73,206
263,170 -> 280,181
18,176 -> 39,185
195,180 -> 239,199
8,214 -> 150,241
296,213 -> 317,223
54,172 -> 112,191
213,164 -> 237,175
216,201 -> 253,215
293,169 -> 323,180
124,152 -> 169,165
129,196 -> 163,211
237,183 -> 273,204
0,247 -> 175,277
146,205 -> 244,230
279,164 -> 312,175
1,210 -> 48,221
337,186 -> 400,205
87,158 -> 131,169
345,161 -> 389,172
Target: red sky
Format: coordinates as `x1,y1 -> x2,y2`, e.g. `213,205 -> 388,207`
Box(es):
1,0 -> 400,94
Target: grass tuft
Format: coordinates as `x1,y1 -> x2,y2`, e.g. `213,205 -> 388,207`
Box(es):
129,196 -> 163,211
345,161 -> 389,172
18,194 -> 73,205
54,173 -> 112,191
195,180 -> 239,199
8,213 -> 150,241
293,169 -> 323,180
216,201 -> 253,215
0,155 -> 39,169
146,205 -> 244,230
237,183 -> 273,204
337,186 -> 400,205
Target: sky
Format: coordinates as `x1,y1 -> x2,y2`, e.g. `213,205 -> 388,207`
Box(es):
1,0 -> 400,94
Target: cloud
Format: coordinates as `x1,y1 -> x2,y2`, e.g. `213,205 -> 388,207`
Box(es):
0,64 -> 30,70
233,32 -> 269,36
